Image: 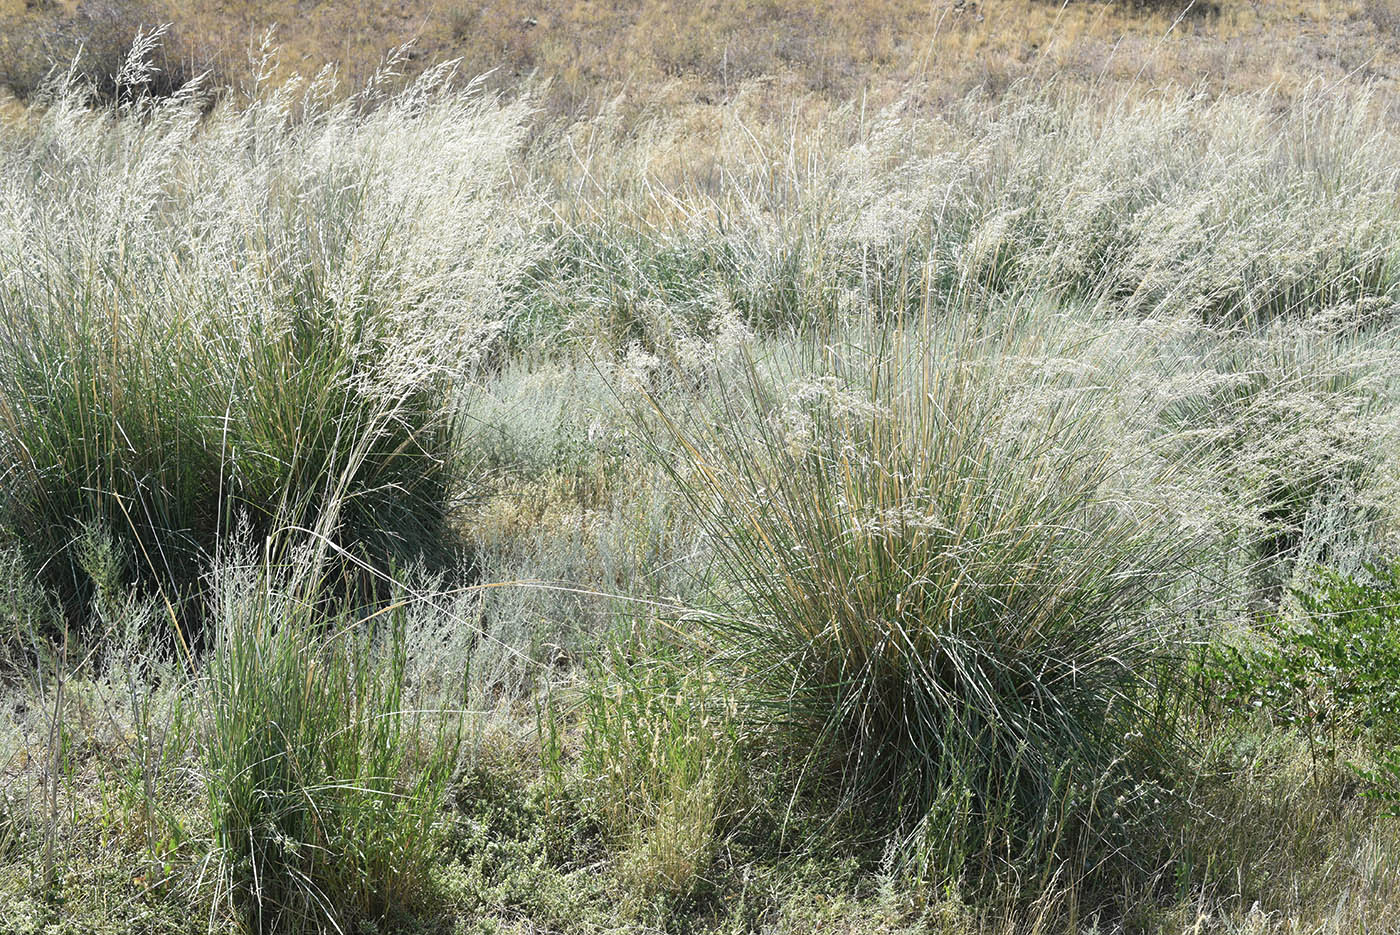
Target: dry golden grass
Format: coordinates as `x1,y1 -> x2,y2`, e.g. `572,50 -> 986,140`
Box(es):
4,0 -> 1400,119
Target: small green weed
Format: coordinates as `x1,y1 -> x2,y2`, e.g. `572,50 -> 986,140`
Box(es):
576,631 -> 744,903
1211,560 -> 1400,747
1210,558 -> 1400,813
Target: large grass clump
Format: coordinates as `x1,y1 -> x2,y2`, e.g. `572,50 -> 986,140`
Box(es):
0,278 -> 461,633
0,56 -> 539,633
650,307 -> 1203,890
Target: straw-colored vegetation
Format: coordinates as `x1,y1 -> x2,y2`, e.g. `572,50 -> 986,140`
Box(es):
3,6 -> 1400,933
5,0 -> 1400,117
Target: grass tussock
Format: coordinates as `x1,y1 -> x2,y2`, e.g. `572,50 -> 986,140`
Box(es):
646,310 -> 1203,894
202,547 -> 462,932
0,54 -> 538,632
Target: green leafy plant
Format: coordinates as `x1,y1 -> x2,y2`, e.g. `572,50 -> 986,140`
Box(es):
1211,560 -> 1400,751
1210,560 -> 1400,820
1357,747 -> 1400,817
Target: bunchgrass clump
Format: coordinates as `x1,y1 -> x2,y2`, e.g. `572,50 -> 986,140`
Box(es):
648,308 -> 1200,891
202,548 -> 462,933
0,52 -> 537,635
0,275 -> 462,636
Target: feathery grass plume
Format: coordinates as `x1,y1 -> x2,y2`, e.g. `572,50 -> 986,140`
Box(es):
536,83 -> 1400,353
1154,310 -> 1400,612
0,45 -> 541,634
644,299 -> 1206,892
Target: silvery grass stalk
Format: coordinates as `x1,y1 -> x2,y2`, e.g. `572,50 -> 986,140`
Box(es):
536,83 -> 1400,354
